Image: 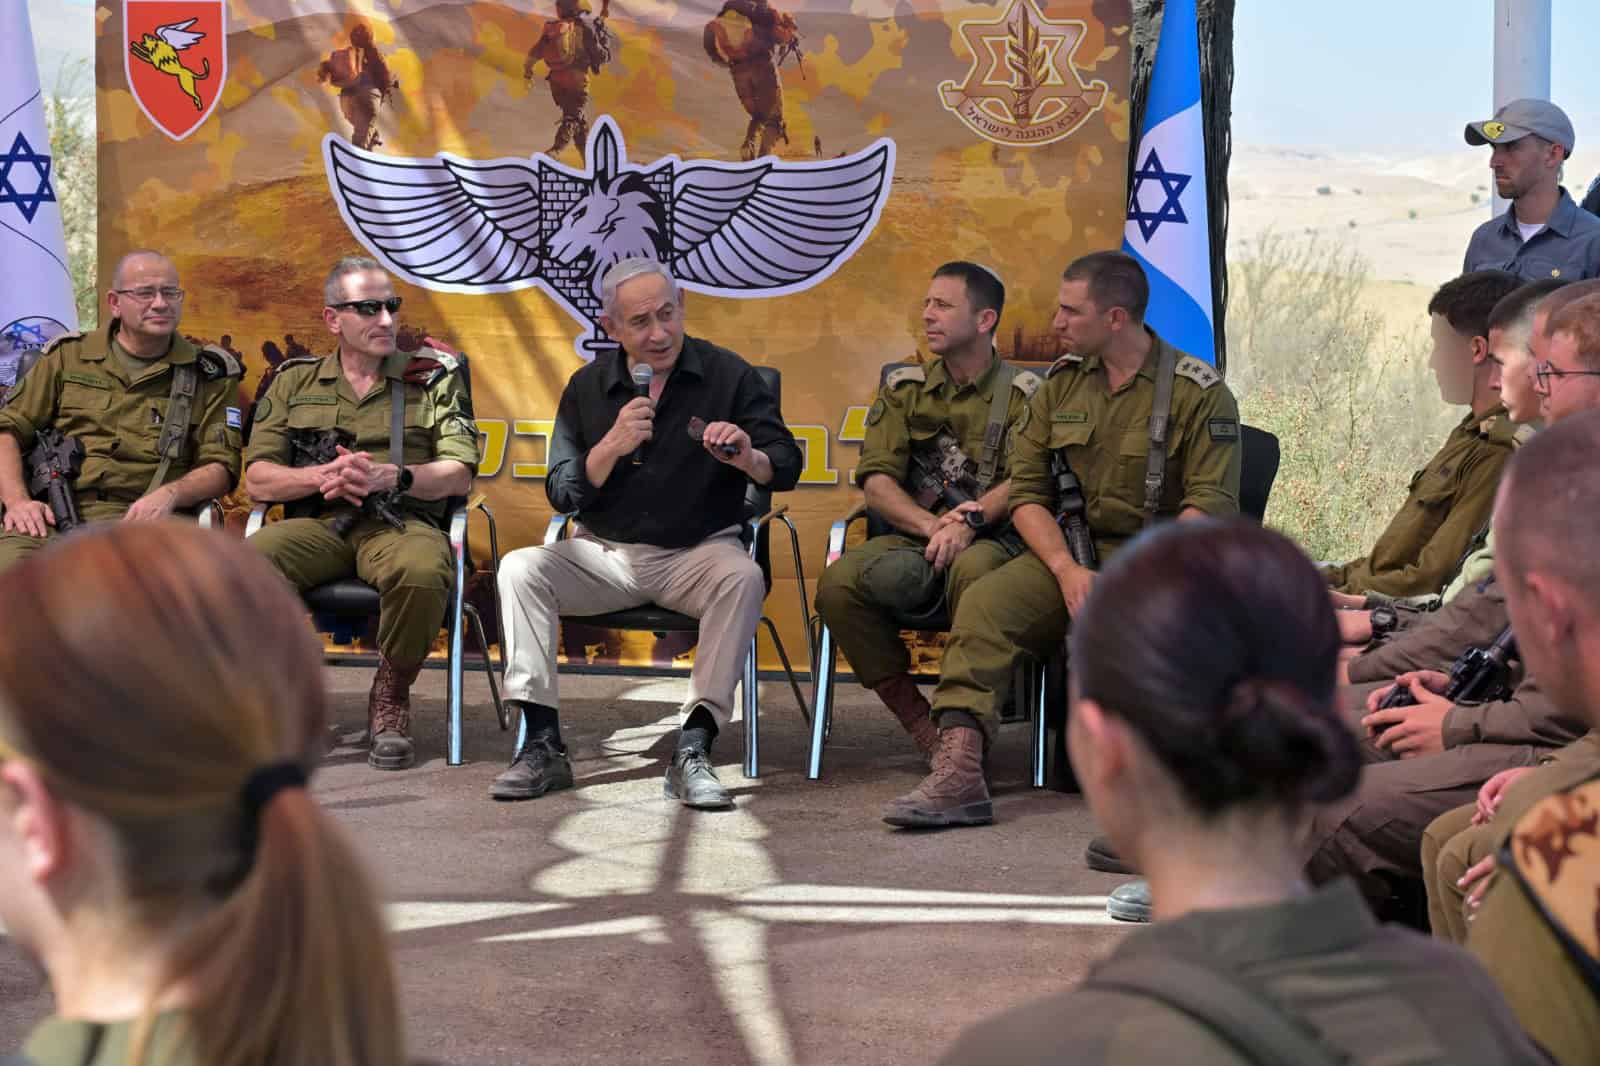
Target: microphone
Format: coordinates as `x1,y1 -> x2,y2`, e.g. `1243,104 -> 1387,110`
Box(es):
630,362 -> 653,466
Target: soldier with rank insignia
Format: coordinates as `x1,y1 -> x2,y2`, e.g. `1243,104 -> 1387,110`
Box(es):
814,262 -> 1039,762
1323,271 -> 1525,600
245,257 -> 478,772
0,250 -> 243,573
884,251 -> 1241,830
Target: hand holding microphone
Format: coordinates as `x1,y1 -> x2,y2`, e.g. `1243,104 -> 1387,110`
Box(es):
628,363 -> 654,465
602,363 -> 655,467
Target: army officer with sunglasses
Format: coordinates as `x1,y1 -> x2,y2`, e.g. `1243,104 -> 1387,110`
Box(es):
245,256 -> 478,772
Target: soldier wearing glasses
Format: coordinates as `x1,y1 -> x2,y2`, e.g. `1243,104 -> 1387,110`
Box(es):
0,250 -> 243,573
246,256 -> 478,771
1535,291 -> 1600,421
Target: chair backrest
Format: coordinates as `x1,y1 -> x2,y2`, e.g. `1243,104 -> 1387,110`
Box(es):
1238,424 -> 1280,523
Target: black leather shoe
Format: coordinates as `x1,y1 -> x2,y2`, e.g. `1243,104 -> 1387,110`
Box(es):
489,737 -> 574,801
664,748 -> 733,810
1085,835 -> 1140,875
1106,879 -> 1152,923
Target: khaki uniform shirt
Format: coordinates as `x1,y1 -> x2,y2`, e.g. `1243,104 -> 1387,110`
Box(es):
1326,408 -> 1521,598
855,353 -> 1040,524
23,1013 -> 195,1066
939,880 -> 1544,1065
0,331 -> 242,502
245,349 -> 480,523
1008,329 -> 1241,561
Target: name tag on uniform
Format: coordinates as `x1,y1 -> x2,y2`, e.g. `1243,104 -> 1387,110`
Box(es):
1208,418 -> 1239,441
226,407 -> 242,428
1052,411 -> 1088,423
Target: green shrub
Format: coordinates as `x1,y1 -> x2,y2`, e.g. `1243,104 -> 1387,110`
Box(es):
45,59 -> 96,330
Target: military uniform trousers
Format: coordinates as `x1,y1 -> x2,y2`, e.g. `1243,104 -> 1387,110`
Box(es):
1421,802 -> 1485,942
813,533 -> 1017,690
928,550 -> 1068,743
0,500 -> 141,573
1304,687 -> 1541,903
497,527 -> 764,725
249,514 -> 451,669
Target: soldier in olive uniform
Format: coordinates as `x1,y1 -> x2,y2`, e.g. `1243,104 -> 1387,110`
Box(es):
0,251 -> 242,572
246,257 -> 478,771
885,251 -> 1241,829
815,262 -> 1039,761
1324,271 -> 1524,599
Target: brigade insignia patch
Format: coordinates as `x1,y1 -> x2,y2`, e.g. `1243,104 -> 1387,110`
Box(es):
252,397 -> 271,423
866,399 -> 886,425
1482,120 -> 1506,140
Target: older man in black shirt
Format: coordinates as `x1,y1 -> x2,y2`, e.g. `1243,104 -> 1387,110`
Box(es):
492,258 -> 801,807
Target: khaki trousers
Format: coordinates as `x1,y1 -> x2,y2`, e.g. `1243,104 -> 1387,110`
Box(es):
497,527 -> 764,725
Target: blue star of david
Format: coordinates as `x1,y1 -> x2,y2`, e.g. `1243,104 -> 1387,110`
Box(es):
1127,148 -> 1190,241
0,132 -> 55,224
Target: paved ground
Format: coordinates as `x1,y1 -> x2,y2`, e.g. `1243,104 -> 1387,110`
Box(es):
1,667 -> 1133,1064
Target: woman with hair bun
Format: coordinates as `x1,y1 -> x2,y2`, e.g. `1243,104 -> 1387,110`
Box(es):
939,519 -> 1545,1064
0,524 -> 405,1066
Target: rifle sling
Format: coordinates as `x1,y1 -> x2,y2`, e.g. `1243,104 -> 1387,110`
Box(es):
976,359 -> 1016,492
1142,342 -> 1178,524
390,377 -> 406,493
146,362 -> 198,497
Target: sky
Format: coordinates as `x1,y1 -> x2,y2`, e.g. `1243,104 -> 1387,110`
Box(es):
27,0 -> 1600,153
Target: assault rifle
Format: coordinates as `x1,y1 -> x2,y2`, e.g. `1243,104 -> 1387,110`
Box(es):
1051,451 -> 1096,570
1378,624 -> 1517,711
288,428 -> 406,538
908,433 -> 984,530
25,428 -> 85,533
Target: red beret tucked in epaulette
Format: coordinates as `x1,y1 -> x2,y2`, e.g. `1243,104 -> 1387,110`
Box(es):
403,346 -> 461,388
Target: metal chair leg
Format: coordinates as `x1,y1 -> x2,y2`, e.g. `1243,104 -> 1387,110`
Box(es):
447,595 -> 466,769
760,616 -> 810,725
806,622 -> 837,780
1031,659 -> 1048,789
464,604 -> 507,731
743,634 -> 760,779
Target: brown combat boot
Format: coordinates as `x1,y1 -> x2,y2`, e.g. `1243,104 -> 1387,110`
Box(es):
882,725 -> 993,828
368,657 -> 423,771
872,674 -> 939,764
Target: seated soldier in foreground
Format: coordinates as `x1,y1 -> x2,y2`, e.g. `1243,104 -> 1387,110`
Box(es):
0,250 -> 242,572
246,256 -> 478,771
814,261 -> 1038,762
491,258 -> 801,809
1323,270 -> 1523,600
1458,410 -> 1600,1065
937,519 -> 1544,1065
886,251 -> 1241,829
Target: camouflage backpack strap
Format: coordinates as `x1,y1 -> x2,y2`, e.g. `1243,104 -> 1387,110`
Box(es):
975,359 -> 1016,491
1142,343 -> 1180,524
1498,773 -> 1600,997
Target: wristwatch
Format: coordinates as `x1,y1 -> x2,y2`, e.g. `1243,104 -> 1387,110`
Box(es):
396,465 -> 415,494
1369,605 -> 1398,639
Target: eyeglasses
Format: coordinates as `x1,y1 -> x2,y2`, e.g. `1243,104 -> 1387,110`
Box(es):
113,286 -> 185,303
328,297 -> 403,317
1533,362 -> 1600,389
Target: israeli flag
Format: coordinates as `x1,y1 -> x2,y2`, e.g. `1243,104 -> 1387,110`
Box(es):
1122,0 -> 1214,364
0,2 -> 78,393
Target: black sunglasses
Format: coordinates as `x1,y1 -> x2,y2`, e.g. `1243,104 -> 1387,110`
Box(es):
329,296 -> 403,317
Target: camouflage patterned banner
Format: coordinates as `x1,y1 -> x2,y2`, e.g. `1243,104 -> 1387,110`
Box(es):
96,0 -> 1131,671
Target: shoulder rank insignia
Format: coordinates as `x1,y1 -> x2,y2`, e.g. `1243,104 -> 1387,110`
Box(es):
41,330 -> 86,358
884,365 -> 926,391
196,344 -> 244,381
1046,352 -> 1084,379
403,348 -> 461,388
1012,369 -> 1042,397
1174,355 -> 1221,389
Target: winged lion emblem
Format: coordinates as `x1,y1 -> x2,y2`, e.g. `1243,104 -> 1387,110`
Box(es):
322,117 -> 896,358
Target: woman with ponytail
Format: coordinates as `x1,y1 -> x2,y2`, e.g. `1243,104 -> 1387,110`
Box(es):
940,519 -> 1545,1065
0,523 -> 404,1066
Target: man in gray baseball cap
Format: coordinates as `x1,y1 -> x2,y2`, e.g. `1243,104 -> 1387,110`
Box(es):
1463,98 -> 1600,282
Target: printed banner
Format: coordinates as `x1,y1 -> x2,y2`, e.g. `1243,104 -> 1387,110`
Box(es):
96,0 -> 1132,672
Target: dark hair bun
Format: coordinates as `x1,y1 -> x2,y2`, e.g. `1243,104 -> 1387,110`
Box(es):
1206,679 -> 1361,810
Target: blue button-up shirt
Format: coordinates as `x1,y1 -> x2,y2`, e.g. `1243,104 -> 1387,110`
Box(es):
1463,189 -> 1600,281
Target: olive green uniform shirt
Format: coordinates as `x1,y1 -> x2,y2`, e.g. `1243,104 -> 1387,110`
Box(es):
1326,408 -> 1522,599
0,331 -> 243,502
939,880 -> 1545,1065
22,1013 -> 195,1066
245,349 -> 480,524
855,353 -> 1040,514
1008,329 -> 1242,559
